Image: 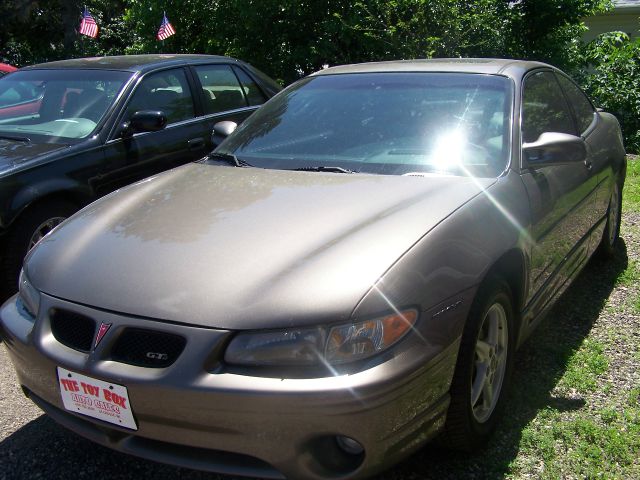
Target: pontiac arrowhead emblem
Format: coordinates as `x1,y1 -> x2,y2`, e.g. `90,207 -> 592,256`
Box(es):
94,322 -> 112,349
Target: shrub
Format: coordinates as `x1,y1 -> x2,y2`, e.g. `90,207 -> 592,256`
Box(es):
583,32 -> 640,153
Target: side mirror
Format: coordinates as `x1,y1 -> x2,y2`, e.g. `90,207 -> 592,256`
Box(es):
211,120 -> 237,145
523,132 -> 587,168
121,110 -> 167,138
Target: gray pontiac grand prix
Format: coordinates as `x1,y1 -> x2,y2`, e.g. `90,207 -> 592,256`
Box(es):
0,59 -> 627,479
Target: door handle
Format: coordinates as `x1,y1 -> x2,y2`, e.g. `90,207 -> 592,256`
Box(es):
188,137 -> 205,150
584,159 -> 593,171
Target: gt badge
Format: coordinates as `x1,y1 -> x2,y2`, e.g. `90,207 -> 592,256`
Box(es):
94,322 -> 112,349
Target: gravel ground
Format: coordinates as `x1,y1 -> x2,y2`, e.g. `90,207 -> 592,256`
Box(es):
1,164 -> 638,480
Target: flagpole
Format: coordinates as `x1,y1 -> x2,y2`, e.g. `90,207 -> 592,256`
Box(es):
80,7 -> 85,58
161,11 -> 165,54
83,3 -> 87,58
79,6 -> 86,57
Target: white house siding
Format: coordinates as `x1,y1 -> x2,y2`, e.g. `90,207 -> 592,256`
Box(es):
583,0 -> 640,41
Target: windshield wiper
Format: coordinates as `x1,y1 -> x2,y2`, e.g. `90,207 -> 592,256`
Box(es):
207,152 -> 253,168
294,166 -> 354,174
0,134 -> 31,143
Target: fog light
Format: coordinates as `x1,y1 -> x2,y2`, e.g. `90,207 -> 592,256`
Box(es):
335,436 -> 364,455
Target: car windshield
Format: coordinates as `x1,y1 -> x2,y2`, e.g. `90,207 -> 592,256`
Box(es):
220,72 -> 513,177
0,69 -> 131,143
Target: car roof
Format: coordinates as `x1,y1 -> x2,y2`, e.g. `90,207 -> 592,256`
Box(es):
312,58 -> 554,80
20,54 -> 241,74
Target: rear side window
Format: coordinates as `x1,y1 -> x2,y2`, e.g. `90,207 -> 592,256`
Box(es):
233,66 -> 266,106
522,71 -> 576,143
194,65 -> 248,115
556,74 -> 595,134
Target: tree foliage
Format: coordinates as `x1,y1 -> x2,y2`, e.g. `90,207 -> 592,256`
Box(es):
0,1 -> 131,66
503,0 -> 609,70
0,0 -> 616,85
122,0 -> 609,83
583,32 -> 640,153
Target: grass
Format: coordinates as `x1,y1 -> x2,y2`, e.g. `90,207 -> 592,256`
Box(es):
621,154 -> 640,317
624,156 -> 640,212
615,260 -> 638,287
520,411 -> 640,478
559,339 -> 608,393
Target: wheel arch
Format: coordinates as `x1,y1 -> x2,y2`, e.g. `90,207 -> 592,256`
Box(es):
478,248 -> 527,345
6,181 -> 92,230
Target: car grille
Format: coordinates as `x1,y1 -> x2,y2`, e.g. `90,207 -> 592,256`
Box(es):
50,309 -> 97,352
111,328 -> 186,368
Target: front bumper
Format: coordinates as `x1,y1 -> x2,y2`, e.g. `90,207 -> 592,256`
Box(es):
1,293 -> 458,479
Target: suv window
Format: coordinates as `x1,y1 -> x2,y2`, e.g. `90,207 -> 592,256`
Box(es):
522,71 -> 576,143
0,81 -> 43,107
125,68 -> 194,124
233,66 -> 266,106
556,74 -> 595,134
194,64 -> 247,115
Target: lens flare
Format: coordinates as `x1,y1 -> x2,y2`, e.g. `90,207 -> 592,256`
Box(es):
431,129 -> 467,171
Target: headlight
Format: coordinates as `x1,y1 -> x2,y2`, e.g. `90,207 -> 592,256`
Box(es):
18,269 -> 40,318
224,309 -> 418,367
325,310 -> 418,364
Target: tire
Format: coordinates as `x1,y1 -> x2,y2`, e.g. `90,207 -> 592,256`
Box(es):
441,277 -> 515,451
0,200 -> 76,298
596,178 -> 622,259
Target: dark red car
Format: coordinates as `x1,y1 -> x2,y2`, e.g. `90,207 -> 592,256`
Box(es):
0,63 -> 17,76
0,70 -> 43,119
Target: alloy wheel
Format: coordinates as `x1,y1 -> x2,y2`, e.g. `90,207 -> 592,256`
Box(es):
471,302 -> 509,424
28,216 -> 67,250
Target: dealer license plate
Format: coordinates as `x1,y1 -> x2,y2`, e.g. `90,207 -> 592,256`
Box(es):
57,367 -> 137,430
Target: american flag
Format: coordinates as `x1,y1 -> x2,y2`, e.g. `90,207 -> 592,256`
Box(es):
78,7 -> 99,38
157,13 -> 176,41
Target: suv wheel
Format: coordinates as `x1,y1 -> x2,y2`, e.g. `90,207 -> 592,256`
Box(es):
0,200 -> 76,298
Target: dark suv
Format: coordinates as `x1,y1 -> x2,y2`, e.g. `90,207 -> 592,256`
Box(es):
0,54 -> 281,299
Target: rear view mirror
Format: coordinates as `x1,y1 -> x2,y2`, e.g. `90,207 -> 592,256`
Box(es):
523,132 -> 587,168
211,121 -> 238,146
121,110 -> 167,138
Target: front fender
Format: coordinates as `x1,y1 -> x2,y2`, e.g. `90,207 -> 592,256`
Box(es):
0,176 -> 91,232
351,170 -> 531,350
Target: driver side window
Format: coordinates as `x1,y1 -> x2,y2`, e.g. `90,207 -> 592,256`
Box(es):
522,71 -> 576,143
125,69 -> 194,125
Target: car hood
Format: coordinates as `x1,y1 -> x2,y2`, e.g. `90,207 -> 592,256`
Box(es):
26,163 -> 494,329
0,139 -> 68,174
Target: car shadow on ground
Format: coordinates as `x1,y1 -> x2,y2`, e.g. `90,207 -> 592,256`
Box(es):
0,413 -> 239,480
0,241 -> 628,480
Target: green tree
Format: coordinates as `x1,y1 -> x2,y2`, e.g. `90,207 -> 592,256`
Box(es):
503,0 -> 610,71
1,0 -> 612,84
583,31 -> 640,153
123,0 -> 608,83
123,0 -> 221,55
0,0 -> 131,66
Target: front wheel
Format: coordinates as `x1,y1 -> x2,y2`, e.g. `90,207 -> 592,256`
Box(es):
441,278 -> 515,451
0,200 -> 76,297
